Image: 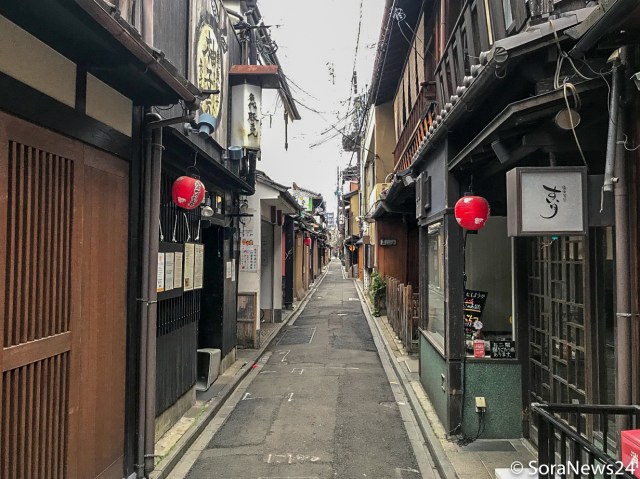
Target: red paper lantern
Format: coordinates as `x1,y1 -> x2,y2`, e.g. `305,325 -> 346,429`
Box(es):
171,176 -> 206,210
454,195 -> 490,230
304,237 -> 312,247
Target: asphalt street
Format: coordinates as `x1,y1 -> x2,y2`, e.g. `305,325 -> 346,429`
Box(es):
182,260 -> 435,479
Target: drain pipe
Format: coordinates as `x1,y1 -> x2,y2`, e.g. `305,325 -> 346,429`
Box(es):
610,49 -> 632,435
136,114 -> 154,479
144,113 -> 163,477
603,57 -> 622,192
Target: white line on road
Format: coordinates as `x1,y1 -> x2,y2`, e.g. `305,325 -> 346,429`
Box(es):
277,350 -> 291,362
287,393 -> 294,402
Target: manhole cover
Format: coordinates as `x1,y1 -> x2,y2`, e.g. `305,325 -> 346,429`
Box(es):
276,327 -> 316,345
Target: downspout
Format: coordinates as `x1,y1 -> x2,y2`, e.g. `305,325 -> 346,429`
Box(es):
136,116 -> 153,479
612,50 -> 631,411
603,58 -> 622,192
144,114 -> 163,477
141,0 -> 154,45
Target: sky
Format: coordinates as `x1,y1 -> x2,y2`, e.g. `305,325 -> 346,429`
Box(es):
256,0 -> 386,215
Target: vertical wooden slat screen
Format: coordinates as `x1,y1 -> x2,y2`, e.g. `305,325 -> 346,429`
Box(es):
1,126 -> 74,478
2,354 -> 70,479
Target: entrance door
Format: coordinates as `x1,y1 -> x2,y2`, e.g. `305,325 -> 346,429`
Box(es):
527,236 -> 589,424
0,112 -> 129,479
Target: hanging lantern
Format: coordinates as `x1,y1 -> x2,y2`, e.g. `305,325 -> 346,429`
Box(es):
304,237 -> 312,247
172,176 -> 206,210
454,195 -> 490,230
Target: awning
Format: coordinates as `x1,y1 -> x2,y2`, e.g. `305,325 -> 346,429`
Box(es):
448,79 -> 605,172
0,0 -> 201,106
165,129 -> 254,194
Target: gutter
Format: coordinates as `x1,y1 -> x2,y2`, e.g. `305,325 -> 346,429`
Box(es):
74,0 -> 201,106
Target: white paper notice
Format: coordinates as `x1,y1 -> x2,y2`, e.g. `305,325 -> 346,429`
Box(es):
174,252 -> 183,290
157,253 -> 165,292
231,259 -> 236,282
164,253 -> 175,291
226,261 -> 232,279
194,244 -> 204,290
184,243 -> 195,291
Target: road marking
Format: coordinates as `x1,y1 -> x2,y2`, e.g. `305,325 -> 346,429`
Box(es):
242,392 -> 264,401
337,313 -> 347,316
291,368 -> 304,375
277,350 -> 291,362
308,327 -> 316,343
264,454 -> 320,465
287,392 -> 294,402
326,366 -> 359,370
259,370 -> 278,374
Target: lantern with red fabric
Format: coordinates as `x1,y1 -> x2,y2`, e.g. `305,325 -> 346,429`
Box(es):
171,176 -> 206,210
304,237 -> 312,247
454,195 -> 490,230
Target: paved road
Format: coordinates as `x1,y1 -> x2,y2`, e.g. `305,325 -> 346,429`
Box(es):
184,260 -> 433,479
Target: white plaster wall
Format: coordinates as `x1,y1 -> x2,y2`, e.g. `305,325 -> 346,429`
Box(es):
273,225 -> 283,310
238,194 -> 262,330
0,15 -> 76,107
86,74 -> 133,137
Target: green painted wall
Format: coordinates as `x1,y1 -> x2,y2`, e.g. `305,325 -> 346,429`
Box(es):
462,360 -> 522,439
419,335 -> 448,428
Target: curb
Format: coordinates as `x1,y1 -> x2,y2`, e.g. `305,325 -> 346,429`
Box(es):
354,280 -> 459,479
151,265 -> 330,479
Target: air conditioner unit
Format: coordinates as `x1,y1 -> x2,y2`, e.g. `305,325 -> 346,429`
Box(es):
196,348 -> 222,391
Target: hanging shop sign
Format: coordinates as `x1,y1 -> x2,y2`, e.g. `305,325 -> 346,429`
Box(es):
506,167 -> 587,236
172,176 -> 206,210
231,83 -> 262,150
454,195 -> 490,230
184,243 -> 196,291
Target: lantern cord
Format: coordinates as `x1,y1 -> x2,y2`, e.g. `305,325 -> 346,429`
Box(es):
183,213 -> 191,242
159,218 -> 164,242
195,220 -> 201,241
172,214 -> 178,242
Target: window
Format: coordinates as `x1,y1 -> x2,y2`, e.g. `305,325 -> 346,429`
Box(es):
426,222 -> 445,348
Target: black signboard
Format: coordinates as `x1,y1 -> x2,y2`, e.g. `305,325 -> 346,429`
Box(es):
464,290 -> 488,340
490,340 -> 516,359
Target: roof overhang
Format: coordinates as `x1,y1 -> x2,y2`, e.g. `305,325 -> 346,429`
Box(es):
567,0 -> 640,58
229,65 -> 281,89
0,0 -> 201,106
448,79 -> 605,171
406,7 -> 596,173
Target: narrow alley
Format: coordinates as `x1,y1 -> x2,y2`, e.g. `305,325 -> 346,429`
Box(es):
171,260 -> 437,479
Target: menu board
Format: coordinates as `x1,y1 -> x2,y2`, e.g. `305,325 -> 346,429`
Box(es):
184,243 -> 195,291
194,244 -> 204,290
464,289 -> 488,340
165,252 -> 175,291
490,340 -> 516,359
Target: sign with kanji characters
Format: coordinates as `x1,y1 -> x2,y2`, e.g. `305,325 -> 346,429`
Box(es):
464,290 -> 488,340
231,83 -> 262,149
490,341 -> 516,359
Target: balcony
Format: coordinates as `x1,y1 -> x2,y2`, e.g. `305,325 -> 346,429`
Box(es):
393,85 -> 437,173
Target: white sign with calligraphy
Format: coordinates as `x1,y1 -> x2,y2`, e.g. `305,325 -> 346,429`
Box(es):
507,167 -> 587,236
231,83 -> 262,150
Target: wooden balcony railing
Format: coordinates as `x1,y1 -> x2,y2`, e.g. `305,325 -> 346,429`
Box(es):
393,85 -> 437,173
434,0 -> 492,112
